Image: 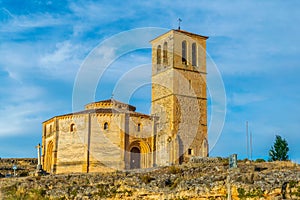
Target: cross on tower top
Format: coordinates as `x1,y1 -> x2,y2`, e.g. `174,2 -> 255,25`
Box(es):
178,18 -> 182,30
35,143 -> 41,149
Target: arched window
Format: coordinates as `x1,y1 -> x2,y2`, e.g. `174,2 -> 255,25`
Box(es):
157,45 -> 161,64
70,124 -> 75,132
192,43 -> 197,66
137,123 -> 141,132
104,122 -> 109,130
163,42 -> 168,65
182,41 -> 187,64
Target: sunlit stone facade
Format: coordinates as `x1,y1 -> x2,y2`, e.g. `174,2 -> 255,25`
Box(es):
42,29 -> 208,174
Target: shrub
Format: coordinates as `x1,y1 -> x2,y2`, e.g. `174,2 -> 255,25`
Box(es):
168,165 -> 181,174
237,187 -> 264,199
255,158 -> 266,163
19,171 -> 29,177
140,174 -> 154,184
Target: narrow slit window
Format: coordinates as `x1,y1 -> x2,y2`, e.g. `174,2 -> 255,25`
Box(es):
192,43 -> 197,66
104,122 -> 109,130
182,41 -> 187,64
137,123 -> 141,132
70,124 -> 75,132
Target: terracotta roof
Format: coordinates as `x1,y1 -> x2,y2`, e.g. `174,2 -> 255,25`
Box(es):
43,107 -> 151,123
173,29 -> 209,39
85,98 -> 136,111
150,29 -> 208,43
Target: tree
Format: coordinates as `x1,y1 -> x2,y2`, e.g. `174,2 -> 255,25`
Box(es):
269,135 -> 289,161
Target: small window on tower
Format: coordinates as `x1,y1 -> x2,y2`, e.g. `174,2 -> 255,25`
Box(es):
182,41 -> 187,64
49,125 -> 52,133
157,45 -> 161,64
137,123 -> 141,132
104,122 -> 109,130
188,148 -> 193,155
70,124 -> 75,132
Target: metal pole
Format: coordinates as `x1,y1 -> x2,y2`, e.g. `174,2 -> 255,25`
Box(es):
250,131 -> 253,161
246,121 -> 249,159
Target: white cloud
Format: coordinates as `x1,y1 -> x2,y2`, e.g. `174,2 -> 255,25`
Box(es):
229,93 -> 266,107
0,82 -> 70,137
41,41 -> 74,63
69,1 -> 135,23
0,11 -> 67,34
39,40 -> 83,80
0,42 -> 40,82
0,85 -> 44,103
0,39 -> 85,82
0,102 -> 45,136
14,13 -> 64,28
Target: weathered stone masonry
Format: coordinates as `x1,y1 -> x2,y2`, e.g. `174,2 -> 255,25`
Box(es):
42,29 -> 208,174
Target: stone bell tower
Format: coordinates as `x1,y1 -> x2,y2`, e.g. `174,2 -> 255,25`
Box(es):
151,29 -> 208,166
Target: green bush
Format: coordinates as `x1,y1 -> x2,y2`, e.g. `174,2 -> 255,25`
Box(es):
168,165 -> 181,174
255,158 -> 266,163
289,180 -> 298,188
237,187 -> 264,199
19,171 -> 29,177
140,174 -> 154,184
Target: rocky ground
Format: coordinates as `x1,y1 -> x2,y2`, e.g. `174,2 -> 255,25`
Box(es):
1,158 -> 300,199
0,158 -> 37,178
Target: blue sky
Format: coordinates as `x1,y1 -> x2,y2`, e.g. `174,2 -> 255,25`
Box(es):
0,0 -> 300,162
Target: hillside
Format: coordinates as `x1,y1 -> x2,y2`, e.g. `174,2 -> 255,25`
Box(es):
1,158 -> 300,199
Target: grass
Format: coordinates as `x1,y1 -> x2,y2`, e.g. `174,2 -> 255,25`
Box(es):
237,187 -> 264,199
1,184 -> 49,200
168,165 -> 181,174
139,174 -> 154,184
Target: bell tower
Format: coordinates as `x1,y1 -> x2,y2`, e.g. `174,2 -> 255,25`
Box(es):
151,29 -> 208,166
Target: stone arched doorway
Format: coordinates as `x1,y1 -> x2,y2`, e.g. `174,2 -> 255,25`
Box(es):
45,141 -> 53,172
130,147 -> 141,169
128,140 -> 152,169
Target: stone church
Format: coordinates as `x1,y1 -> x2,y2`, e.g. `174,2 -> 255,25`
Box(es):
42,29 -> 208,174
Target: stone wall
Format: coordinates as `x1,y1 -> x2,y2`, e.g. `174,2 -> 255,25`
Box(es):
42,110 -> 156,174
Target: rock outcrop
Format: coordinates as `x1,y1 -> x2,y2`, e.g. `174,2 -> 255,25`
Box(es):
1,159 -> 300,199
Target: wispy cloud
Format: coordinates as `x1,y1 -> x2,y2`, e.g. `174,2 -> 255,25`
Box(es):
229,93 -> 266,107
0,102 -> 44,136
39,40 -> 84,80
